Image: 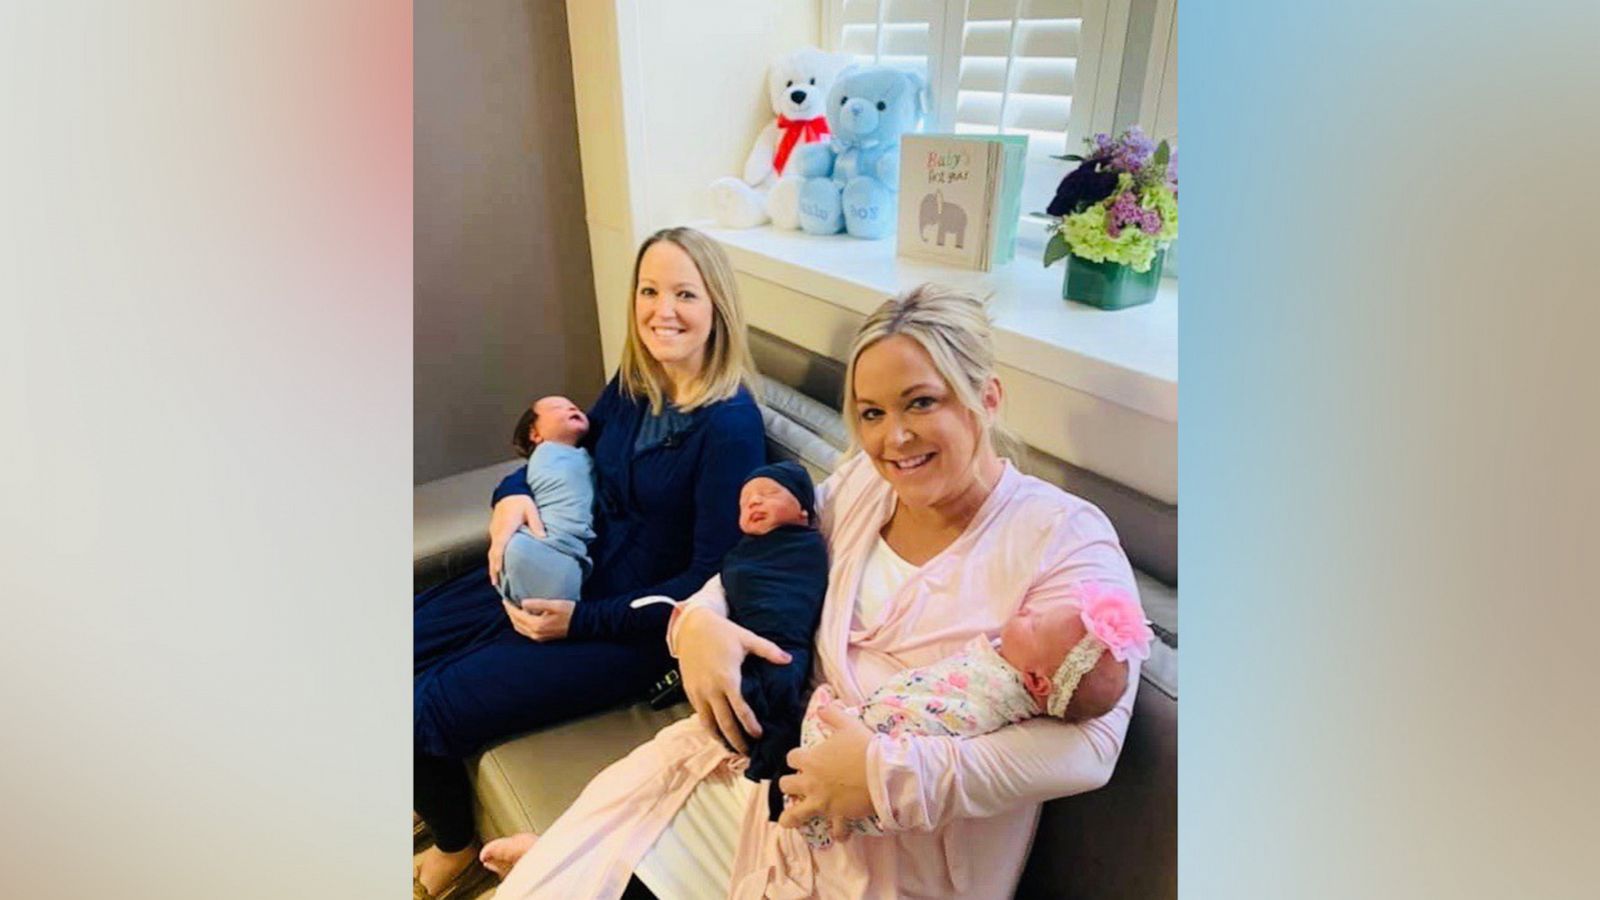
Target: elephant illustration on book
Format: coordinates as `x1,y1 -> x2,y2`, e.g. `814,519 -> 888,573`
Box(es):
918,190 -> 968,249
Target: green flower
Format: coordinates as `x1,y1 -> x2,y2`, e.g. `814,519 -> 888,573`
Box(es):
1142,184 -> 1179,243
1055,179 -> 1178,274
1061,202 -> 1159,272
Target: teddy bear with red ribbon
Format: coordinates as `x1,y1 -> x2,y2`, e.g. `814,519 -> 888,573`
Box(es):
710,47 -> 854,230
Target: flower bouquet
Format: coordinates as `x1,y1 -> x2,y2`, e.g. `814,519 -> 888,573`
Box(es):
1043,127 -> 1177,310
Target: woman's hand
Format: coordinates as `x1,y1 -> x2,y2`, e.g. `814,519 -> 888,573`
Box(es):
523,503 -> 547,539
676,608 -> 791,754
487,496 -> 534,587
778,702 -> 876,839
503,598 -> 575,642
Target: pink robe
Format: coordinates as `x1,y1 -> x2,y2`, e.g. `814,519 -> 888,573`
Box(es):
495,454 -> 1140,900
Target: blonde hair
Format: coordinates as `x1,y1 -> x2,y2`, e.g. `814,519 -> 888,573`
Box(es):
619,227 -> 759,414
841,283 -> 1017,458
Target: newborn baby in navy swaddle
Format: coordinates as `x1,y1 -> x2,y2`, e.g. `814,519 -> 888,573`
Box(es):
723,461 -> 830,820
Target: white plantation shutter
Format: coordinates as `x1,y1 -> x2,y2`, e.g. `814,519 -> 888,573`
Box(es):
833,0 -> 942,84
956,0 -> 1082,152
957,0 -> 1112,222
825,0 -> 1124,229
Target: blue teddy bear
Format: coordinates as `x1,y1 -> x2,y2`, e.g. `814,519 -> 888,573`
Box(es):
790,66 -> 927,239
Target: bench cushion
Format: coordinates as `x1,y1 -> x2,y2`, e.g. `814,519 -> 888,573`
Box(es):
470,700 -> 693,839
413,459 -> 517,590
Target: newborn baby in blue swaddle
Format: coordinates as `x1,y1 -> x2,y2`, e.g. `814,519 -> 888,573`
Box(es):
497,395 -> 596,604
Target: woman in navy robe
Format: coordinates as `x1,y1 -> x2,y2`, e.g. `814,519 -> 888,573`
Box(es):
412,227 -> 766,898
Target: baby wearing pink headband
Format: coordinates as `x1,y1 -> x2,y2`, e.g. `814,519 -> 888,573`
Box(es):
795,581 -> 1154,849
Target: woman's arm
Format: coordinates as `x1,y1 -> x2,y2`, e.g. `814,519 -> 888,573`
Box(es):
665,574 -> 730,655
566,399 -> 766,641
487,467 -> 535,587
673,583 -> 792,754
867,504 -> 1141,830
491,465 -> 533,506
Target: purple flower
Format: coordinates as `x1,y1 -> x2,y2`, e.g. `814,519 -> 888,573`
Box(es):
1104,191 -> 1139,237
1062,128 -> 1173,222
1103,190 -> 1163,238
1094,126 -> 1155,173
1123,126 -> 1154,158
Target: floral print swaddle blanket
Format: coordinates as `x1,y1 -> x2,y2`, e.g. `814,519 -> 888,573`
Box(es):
795,636 -> 1040,849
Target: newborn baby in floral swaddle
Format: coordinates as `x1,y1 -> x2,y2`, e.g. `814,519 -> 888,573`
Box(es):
796,581 -> 1154,849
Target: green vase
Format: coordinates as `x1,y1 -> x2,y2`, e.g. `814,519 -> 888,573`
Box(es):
1063,251 -> 1164,310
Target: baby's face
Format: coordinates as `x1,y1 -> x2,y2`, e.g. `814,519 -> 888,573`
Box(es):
998,604 -> 1086,679
532,396 -> 588,446
738,477 -> 807,536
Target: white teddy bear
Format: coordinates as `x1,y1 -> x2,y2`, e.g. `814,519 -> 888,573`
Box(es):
710,47 -> 854,230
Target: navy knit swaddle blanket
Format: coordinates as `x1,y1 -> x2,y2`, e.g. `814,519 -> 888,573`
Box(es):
721,522 -> 829,821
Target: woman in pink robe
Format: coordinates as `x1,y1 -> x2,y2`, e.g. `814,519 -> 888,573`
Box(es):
494,286 -> 1139,899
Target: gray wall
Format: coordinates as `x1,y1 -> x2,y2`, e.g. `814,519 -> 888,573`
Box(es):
415,0 -> 603,484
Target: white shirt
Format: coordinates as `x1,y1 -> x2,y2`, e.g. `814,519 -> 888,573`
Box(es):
852,536 -> 921,632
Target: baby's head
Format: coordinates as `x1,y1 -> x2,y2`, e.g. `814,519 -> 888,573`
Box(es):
738,461 -> 816,536
999,583 -> 1154,723
511,395 -> 589,455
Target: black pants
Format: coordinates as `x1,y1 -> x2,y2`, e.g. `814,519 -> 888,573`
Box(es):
414,752 -> 476,852
621,874 -> 660,899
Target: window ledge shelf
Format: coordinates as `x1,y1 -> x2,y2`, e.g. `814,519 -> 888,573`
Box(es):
698,223 -> 1177,424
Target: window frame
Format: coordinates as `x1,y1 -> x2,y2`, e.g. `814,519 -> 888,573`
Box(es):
821,0 -> 1136,249
1139,0 -> 1177,144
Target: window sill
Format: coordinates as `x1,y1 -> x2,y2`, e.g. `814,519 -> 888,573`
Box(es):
697,223 -> 1177,424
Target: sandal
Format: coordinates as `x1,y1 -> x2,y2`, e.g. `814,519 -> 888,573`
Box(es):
413,857 -> 496,900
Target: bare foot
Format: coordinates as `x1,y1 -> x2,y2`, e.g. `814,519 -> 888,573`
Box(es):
414,842 -> 479,896
479,832 -> 540,877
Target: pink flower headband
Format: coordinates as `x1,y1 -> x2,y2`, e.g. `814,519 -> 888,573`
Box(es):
1047,582 -> 1155,718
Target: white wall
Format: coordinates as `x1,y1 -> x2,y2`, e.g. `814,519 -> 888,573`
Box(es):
568,0 -> 821,373
624,1 -> 820,230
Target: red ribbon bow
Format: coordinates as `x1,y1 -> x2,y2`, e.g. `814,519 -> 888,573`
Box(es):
772,115 -> 830,176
